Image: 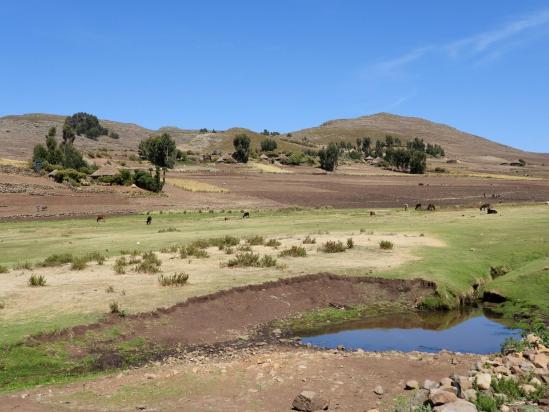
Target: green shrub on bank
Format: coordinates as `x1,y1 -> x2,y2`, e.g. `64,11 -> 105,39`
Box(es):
379,240 -> 394,250
135,251 -> 161,273
28,274 -> 47,287
319,240 -> 346,253
158,273 -> 189,286
279,246 -> 307,257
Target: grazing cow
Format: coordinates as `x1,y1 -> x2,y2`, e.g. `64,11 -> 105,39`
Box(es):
403,203 -> 409,211
415,203 -> 422,211
96,215 -> 105,223
487,208 -> 498,214
480,203 -> 491,211
146,216 -> 152,225
242,211 -> 250,219
427,203 -> 436,211
369,211 -> 376,216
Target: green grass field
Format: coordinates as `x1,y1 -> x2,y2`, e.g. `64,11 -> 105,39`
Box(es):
1,205 -> 548,339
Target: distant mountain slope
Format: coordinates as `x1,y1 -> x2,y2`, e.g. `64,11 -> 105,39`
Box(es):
290,113 -> 548,163
1,112 -> 546,164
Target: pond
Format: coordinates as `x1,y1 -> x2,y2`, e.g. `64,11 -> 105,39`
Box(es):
299,309 -> 522,354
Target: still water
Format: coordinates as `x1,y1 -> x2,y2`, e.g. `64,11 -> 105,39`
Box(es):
299,309 -> 522,354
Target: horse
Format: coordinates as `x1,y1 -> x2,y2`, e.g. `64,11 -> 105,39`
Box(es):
96,215 -> 105,223
487,208 -> 498,214
146,216 -> 152,225
242,212 -> 250,219
480,203 -> 491,211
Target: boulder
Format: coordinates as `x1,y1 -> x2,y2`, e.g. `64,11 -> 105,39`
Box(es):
440,378 -> 453,387
433,399 -> 478,412
455,376 -> 473,391
373,385 -> 384,395
430,389 -> 458,405
411,389 -> 430,408
292,391 -> 329,412
526,334 -> 541,345
405,380 -> 419,390
493,366 -> 511,376
475,373 -> 491,390
532,353 -> 549,369
462,389 -> 477,403
424,379 -> 439,390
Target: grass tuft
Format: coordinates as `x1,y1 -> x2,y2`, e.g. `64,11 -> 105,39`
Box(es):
158,272 -> 189,286
135,251 -> 161,273
379,240 -> 394,250
246,235 -> 264,246
302,235 -> 316,244
319,240 -> 347,253
28,274 -> 47,287
265,239 -> 281,247
279,246 -> 307,257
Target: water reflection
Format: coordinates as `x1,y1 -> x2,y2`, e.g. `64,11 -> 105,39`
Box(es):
299,308 -> 522,354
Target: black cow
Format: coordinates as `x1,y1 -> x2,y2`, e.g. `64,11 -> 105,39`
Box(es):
242,212 -> 250,219
146,216 -> 152,225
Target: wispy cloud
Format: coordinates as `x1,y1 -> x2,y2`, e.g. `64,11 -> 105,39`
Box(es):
362,8 -> 549,76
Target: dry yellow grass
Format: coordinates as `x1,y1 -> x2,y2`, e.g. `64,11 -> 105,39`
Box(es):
166,178 -> 228,193
0,158 -> 28,168
248,161 -> 293,174
448,171 -> 542,181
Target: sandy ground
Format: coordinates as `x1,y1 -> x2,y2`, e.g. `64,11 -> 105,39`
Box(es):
1,346 -> 480,412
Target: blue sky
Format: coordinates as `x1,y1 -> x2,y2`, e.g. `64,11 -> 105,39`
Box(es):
1,1 -> 548,152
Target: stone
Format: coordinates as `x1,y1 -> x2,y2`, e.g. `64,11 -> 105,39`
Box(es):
373,385 -> 384,395
519,384 -> 536,395
366,409 -> 380,412
433,399 -> 478,412
500,405 -> 510,412
462,389 -> 477,403
493,366 -> 511,376
440,378 -> 453,387
430,389 -> 458,405
423,379 -> 439,390
475,373 -> 491,390
411,389 -> 430,408
525,334 -> 540,345
532,353 -> 549,369
538,398 -> 549,407
405,380 -> 420,390
455,376 -> 473,391
292,391 -> 329,412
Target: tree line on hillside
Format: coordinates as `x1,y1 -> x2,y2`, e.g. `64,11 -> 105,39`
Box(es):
231,133 -> 445,174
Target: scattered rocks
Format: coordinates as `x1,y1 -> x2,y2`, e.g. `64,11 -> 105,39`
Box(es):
423,379 -> 439,390
433,399 -> 477,412
292,391 -> 329,411
532,353 -> 548,369
373,385 -> 384,395
429,389 -> 458,405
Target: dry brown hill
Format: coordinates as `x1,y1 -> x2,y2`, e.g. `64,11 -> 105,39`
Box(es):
1,112 -> 547,165
290,112 -> 548,164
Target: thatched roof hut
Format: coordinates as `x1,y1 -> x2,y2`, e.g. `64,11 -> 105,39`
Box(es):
91,165 -> 120,178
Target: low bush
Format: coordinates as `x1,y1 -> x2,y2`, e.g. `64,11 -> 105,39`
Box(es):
246,235 -> 264,246
84,251 -> 105,265
0,265 -> 8,273
28,274 -> 47,287
180,245 -> 209,259
475,393 -> 499,412
319,240 -> 347,253
490,265 -> 510,279
13,262 -> 33,270
70,257 -> 88,270
237,245 -> 252,252
260,255 -> 277,267
228,252 -> 260,267
265,239 -> 281,247
39,253 -> 74,267
114,257 -> 127,274
109,301 -> 125,316
302,235 -> 316,244
346,238 -> 354,249
207,235 -> 240,249
158,272 -> 189,286
379,240 -> 394,250
279,246 -> 307,257
135,251 -> 161,273
158,227 -> 180,233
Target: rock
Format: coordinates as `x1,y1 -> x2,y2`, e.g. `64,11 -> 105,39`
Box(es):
433,399 -> 478,412
405,380 -> 419,390
144,373 -> 157,380
292,391 -> 329,411
411,389 -> 430,408
366,409 -> 379,412
526,334 -> 540,345
462,389 -> 477,403
493,366 -> 511,376
430,389 -> 458,405
475,373 -> 491,390
455,376 -> 473,391
441,386 -> 458,395
500,405 -> 510,412
532,353 -> 549,369
519,384 -> 536,395
424,379 -> 439,390
538,398 -> 549,407
336,345 -> 345,351
373,385 -> 384,395
539,374 -> 549,384
440,377 -> 453,387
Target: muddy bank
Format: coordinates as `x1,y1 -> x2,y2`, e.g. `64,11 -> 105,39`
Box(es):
35,273 -> 436,348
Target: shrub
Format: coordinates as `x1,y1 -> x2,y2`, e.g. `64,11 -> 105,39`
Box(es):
71,257 -> 88,270
180,245 -> 209,259
434,167 -> 447,173
237,245 -> 252,252
490,265 -> 510,279
158,273 -> 189,286
109,301 -> 125,316
158,227 -> 180,233
319,240 -> 347,253
0,265 -> 8,274
247,235 -> 264,246
228,252 -> 261,267
475,393 -> 499,412
318,143 -> 339,171
260,138 -> 277,152
114,257 -> 127,274
279,246 -> 307,257
260,255 -> 277,267
138,133 -> 177,168
65,112 -> 108,140
13,262 -> 33,270
135,251 -> 161,273
265,239 -> 281,247
133,169 -> 163,192
346,238 -> 354,249
302,235 -> 316,244
28,274 -> 47,287
206,236 -> 240,249
39,253 -> 74,267
84,251 -> 105,265
379,240 -> 394,250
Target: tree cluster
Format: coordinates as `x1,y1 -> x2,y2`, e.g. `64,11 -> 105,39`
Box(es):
318,142 -> 339,171
32,127 -> 88,170
138,133 -> 177,168
64,112 -> 109,140
260,138 -> 277,152
232,134 -> 251,163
